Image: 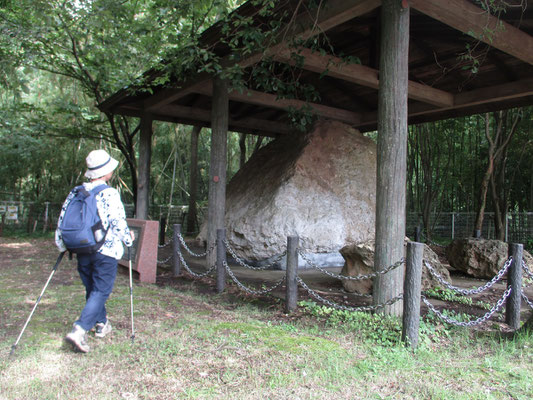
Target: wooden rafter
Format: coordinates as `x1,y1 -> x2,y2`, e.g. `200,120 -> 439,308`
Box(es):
410,0 -> 533,66
273,47 -> 454,108
194,82 -> 361,125
142,0 -> 382,112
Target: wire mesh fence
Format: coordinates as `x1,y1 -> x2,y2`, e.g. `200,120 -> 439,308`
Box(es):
1,201 -> 531,248
406,211 -> 533,244
0,201 -> 205,236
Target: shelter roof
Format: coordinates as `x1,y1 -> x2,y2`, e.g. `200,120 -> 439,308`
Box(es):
99,0 -> 533,136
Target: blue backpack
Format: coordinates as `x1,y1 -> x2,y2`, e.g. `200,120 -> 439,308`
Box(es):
59,184 -> 109,254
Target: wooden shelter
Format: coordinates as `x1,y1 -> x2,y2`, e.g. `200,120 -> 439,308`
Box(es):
99,0 -> 533,314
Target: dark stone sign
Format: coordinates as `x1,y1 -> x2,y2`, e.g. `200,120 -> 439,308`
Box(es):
119,218 -> 159,283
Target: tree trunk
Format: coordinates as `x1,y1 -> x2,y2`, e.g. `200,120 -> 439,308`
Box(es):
374,0 -> 410,316
475,110 -> 521,237
136,114 -> 153,220
186,126 -> 201,235
474,114 -> 496,235
206,77 -> 229,268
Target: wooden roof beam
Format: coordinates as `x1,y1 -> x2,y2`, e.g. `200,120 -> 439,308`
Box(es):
157,104 -> 293,136
410,0 -> 533,66
240,0 -> 381,68
359,77 -> 533,127
195,82 -> 361,125
274,47 -> 454,108
143,79 -> 210,112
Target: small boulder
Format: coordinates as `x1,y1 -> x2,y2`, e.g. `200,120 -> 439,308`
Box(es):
446,238 -> 533,279
340,240 -> 451,294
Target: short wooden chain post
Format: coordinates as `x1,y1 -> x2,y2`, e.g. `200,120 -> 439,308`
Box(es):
506,243 -> 523,330
172,224 -> 181,277
402,241 -> 424,350
216,228 -> 226,294
285,236 -> 299,313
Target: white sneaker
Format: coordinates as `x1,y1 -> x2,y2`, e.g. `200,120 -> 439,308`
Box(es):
94,320 -> 112,338
65,323 -> 90,353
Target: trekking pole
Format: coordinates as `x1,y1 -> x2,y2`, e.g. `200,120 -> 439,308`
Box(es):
128,246 -> 135,344
10,251 -> 66,357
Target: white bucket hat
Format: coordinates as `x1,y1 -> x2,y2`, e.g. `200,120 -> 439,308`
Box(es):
84,149 -> 119,179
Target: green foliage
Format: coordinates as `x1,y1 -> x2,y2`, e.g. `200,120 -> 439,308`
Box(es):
298,300 -> 404,346
425,287 -> 492,311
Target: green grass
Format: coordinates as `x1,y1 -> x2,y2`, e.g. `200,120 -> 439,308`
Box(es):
1,237 -> 532,399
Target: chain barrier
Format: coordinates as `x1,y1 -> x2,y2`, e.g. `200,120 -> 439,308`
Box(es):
423,257 -> 512,296
298,249 -> 405,282
296,276 -> 402,312
223,261 -> 285,295
421,287 -> 512,327
522,293 -> 533,310
177,233 -> 213,258
157,255 -> 173,265
224,240 -> 287,270
420,231 -> 446,248
176,246 -> 216,278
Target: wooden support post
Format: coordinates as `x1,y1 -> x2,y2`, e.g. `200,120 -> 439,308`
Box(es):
172,224 -> 182,277
136,114 -> 153,220
285,236 -> 299,313
373,0 -> 409,316
216,228 -> 226,293
506,243 -> 523,329
402,242 -> 424,350
206,77 -> 229,269
186,126 -> 201,235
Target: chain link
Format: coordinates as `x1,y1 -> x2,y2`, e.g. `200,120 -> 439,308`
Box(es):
176,246 -> 216,278
522,293 -> 533,310
223,261 -> 285,295
158,240 -> 172,249
424,257 -> 512,296
298,249 -> 405,281
421,287 -> 512,327
523,259 -> 533,280
177,233 -> 213,258
420,232 -> 446,248
157,255 -> 173,265
296,276 -> 402,312
224,240 -> 287,270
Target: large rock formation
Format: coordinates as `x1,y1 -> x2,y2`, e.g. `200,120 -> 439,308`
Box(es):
446,238 -> 533,279
340,240 -> 452,294
200,120 -> 377,263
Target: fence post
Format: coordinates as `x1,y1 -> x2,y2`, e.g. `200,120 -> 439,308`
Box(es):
172,224 -> 181,277
285,236 -> 299,313
216,228 -> 226,294
505,243 -> 523,330
451,212 -> 455,240
159,217 -> 166,246
402,241 -> 423,350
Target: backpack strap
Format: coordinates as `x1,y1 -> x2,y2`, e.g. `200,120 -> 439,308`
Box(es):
90,184 -> 109,195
